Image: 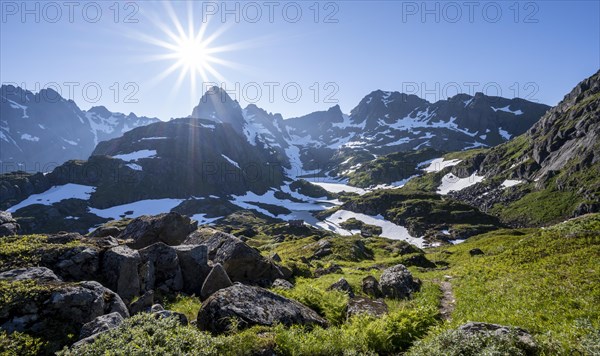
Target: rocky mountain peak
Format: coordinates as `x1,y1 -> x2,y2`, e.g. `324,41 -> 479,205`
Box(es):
191,87 -> 244,132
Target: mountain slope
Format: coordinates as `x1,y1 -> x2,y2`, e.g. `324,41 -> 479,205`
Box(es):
429,70 -> 600,226
0,85 -> 158,172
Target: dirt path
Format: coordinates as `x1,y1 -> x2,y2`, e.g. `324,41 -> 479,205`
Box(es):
438,276 -> 456,321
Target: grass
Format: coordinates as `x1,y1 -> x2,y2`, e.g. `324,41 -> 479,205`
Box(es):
164,294 -> 203,322
418,217 -> 600,354
0,234 -> 86,271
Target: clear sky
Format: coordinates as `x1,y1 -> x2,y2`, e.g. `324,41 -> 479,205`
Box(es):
1,1 -> 598,120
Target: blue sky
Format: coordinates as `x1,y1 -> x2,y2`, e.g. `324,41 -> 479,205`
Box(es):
1,1 -> 598,120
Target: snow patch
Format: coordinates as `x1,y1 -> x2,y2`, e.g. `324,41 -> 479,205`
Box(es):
89,198 -> 185,220
20,134 -> 39,142
491,105 -> 523,115
113,149 -> 157,162
437,173 -> 484,195
421,158 -> 462,173
501,179 -> 523,188
7,184 -> 96,212
126,163 -> 143,171
221,154 -> 240,168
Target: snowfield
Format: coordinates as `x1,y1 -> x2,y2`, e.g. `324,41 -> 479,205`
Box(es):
89,198 -> 185,220
7,184 -> 96,212
316,209 -> 425,248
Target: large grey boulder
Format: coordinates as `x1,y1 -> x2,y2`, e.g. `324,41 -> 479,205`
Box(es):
78,312 -> 124,340
0,267 -> 61,282
173,244 -> 210,295
197,284 -> 328,333
347,297 -> 388,319
379,264 -> 421,299
138,242 -> 183,293
121,213 -> 198,249
1,280 -> 128,335
102,245 -> 141,302
0,211 -> 19,237
458,322 -> 538,351
202,231 -> 290,285
200,263 -> 233,301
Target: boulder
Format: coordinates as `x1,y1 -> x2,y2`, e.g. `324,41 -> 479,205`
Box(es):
1,280 -> 128,335
153,310 -> 188,325
197,284 -> 328,333
78,312 -> 124,340
202,231 -> 289,285
271,278 -> 294,290
200,263 -> 233,301
307,239 -> 332,260
347,297 -> 388,318
314,263 -> 342,277
469,248 -> 485,256
458,322 -> 537,351
88,225 -> 122,238
0,211 -> 19,237
379,264 -> 421,299
327,278 -> 355,297
47,246 -> 100,281
402,254 -> 436,268
121,212 -> 198,249
102,245 -> 141,302
129,290 -> 154,315
361,275 -> 382,298
0,267 -> 61,282
173,244 -> 210,295
139,243 -> 183,294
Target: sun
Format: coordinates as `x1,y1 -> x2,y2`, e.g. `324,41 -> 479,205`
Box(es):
128,2 -> 249,104
176,37 -> 208,72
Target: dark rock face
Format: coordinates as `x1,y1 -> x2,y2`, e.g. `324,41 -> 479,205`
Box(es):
197,284 -> 328,333
173,245 -> 210,295
327,278 -> 355,298
138,242 -> 184,294
347,297 -> 388,319
121,213 -> 198,249
200,263 -> 233,301
202,231 -> 289,285
102,245 -> 142,303
361,275 -> 382,298
0,211 -> 19,236
458,322 -> 538,351
379,264 -> 421,299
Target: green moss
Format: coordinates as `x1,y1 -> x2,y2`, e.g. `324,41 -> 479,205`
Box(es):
0,234 -> 86,271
